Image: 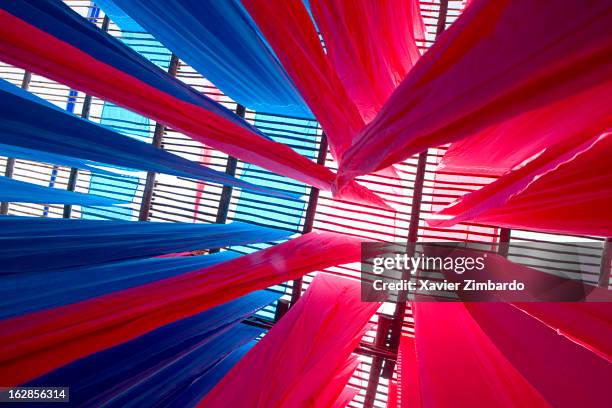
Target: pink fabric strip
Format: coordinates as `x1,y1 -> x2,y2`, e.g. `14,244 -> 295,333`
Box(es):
310,0 -> 424,124
413,302 -> 550,407
198,273 -> 380,408
242,0 -> 364,161
0,232 -> 363,386
337,0 -> 612,185
397,335 -> 421,408
432,133 -> 612,236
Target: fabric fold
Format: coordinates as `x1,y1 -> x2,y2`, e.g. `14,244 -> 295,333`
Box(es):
0,231 -> 364,385
199,273 -> 380,407
337,0 -> 612,184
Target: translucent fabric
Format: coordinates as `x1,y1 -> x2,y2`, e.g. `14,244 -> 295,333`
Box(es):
432,133 -> 612,236
26,291 -> 278,406
97,0 -> 310,117
199,273 -> 380,407
0,231 -> 364,385
0,78 -> 292,199
310,0 -> 424,123
0,217 -> 289,273
0,176 -> 124,207
337,0 -> 612,185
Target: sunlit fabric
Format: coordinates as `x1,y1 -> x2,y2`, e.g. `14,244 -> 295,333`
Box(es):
0,217 -> 288,273
413,302 -> 549,407
337,0 -> 612,185
310,0 -> 424,123
199,273 -> 380,407
26,291 -> 277,407
242,0 -> 365,161
395,335 -> 421,408
0,79 -> 293,200
97,0 -> 310,117
464,302 -> 612,408
0,252 -> 240,319
432,133 -> 612,236
0,176 -> 123,207
0,2 -> 336,195
431,247 -> 612,361
439,81 -> 612,175
0,231 -> 363,385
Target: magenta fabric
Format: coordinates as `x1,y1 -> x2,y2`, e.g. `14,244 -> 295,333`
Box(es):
332,386 -> 359,408
310,0 -> 424,124
242,0 -> 364,162
465,302 -> 612,408
413,302 -> 550,407
337,0 -> 612,186
432,133 -> 612,236
440,80 -> 612,176
397,335 -> 421,408
0,232 -> 364,386
199,273 -> 380,408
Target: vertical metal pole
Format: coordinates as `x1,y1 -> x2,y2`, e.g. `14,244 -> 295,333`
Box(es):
498,227 -> 511,257
363,315 -> 392,408
289,133 -> 328,306
138,54 -> 180,221
598,238 -> 611,288
1,71 -> 33,215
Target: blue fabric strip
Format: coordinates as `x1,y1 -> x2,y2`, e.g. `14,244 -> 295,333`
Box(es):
0,79 -> 297,200
0,217 -> 290,273
0,176 -> 125,207
98,0 -> 311,117
0,251 -> 241,319
26,291 -> 275,407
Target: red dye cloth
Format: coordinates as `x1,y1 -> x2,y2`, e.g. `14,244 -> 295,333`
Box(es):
440,80 -> 612,176
337,0 -> 612,185
0,232 -> 363,386
199,273 -> 380,408
396,335 -> 421,408
242,0 -> 364,162
413,302 -> 550,407
432,133 -> 612,236
310,0 -> 423,123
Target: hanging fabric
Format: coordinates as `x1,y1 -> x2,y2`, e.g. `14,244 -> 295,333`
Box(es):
241,0 -> 365,161
432,133 -> 612,236
0,252 -> 240,319
310,0 -> 424,123
96,0 -> 310,117
0,0 -> 360,200
439,80 -> 612,176
394,335 -> 421,408
199,273 -> 380,407
0,79 -> 294,200
337,0 -> 612,186
464,302 -> 612,408
413,302 -> 550,407
0,231 -> 364,385
0,217 -> 289,274
0,176 -> 124,207
26,291 -> 278,407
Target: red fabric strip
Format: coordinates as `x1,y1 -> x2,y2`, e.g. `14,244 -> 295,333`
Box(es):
199,273 -> 380,408
0,232 -> 363,386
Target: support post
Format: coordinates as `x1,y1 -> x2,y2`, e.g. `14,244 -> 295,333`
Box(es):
599,238 -> 612,288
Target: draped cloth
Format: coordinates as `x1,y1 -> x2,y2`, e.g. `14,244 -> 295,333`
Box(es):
413,302 -> 550,407
0,78 -> 292,199
0,231 -> 364,385
199,273 -> 380,407
439,80 -> 612,176
0,217 -> 289,274
0,176 -> 124,207
310,0 -> 424,123
242,0 -> 365,161
98,0 -> 310,117
0,1 -> 339,198
395,335 -> 421,408
432,133 -> 612,236
337,0 -> 612,186
26,291 -> 278,407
